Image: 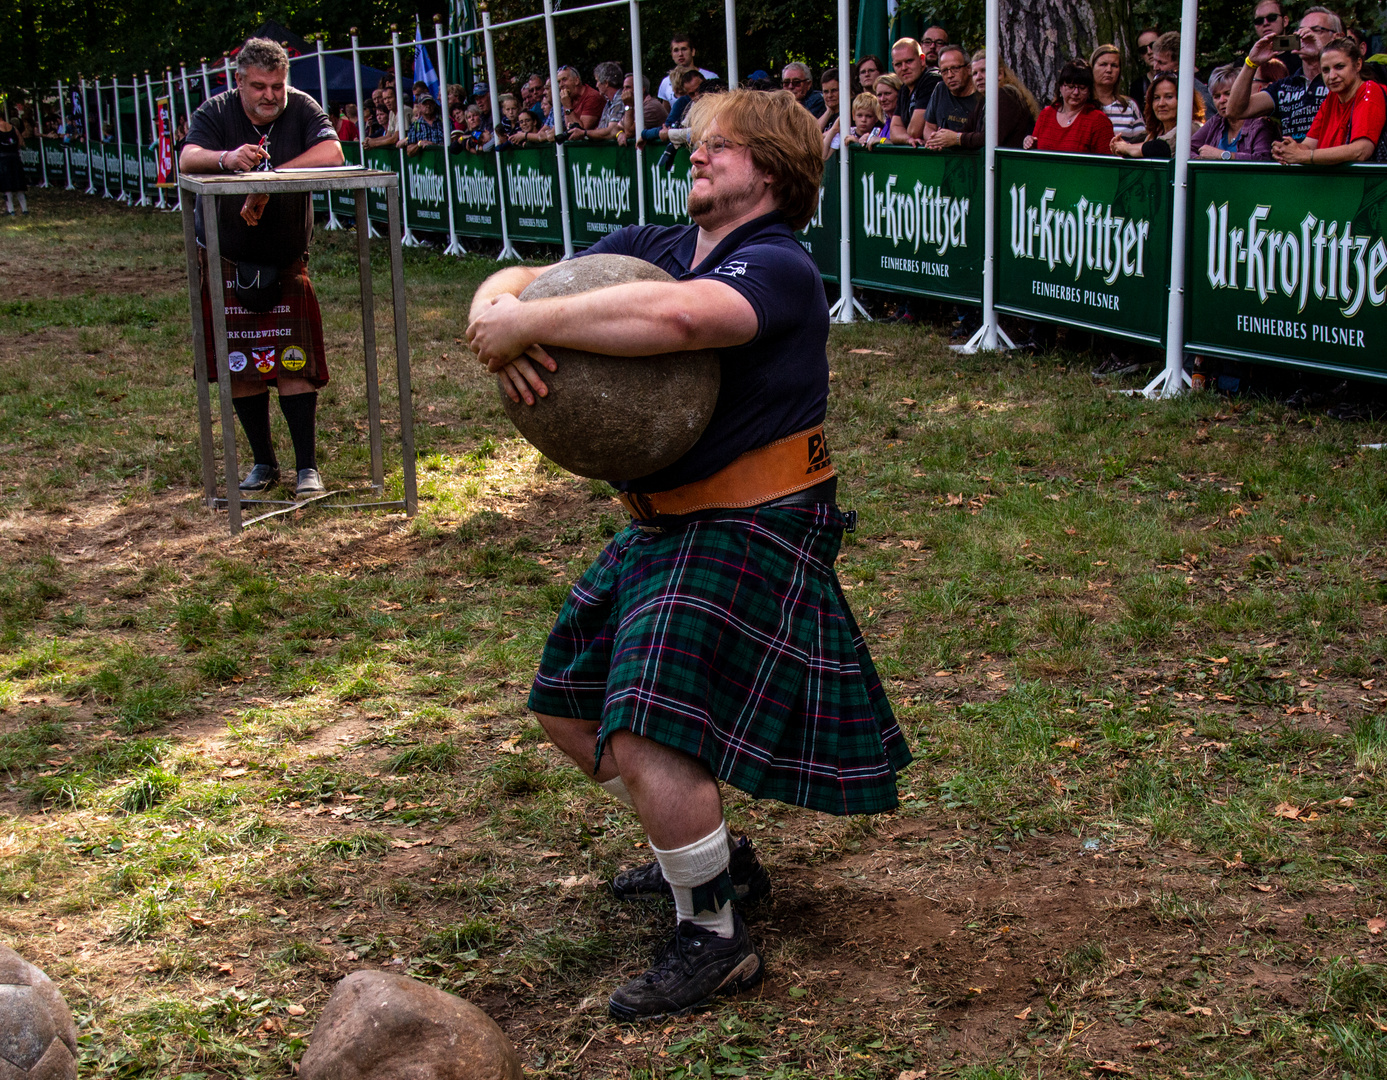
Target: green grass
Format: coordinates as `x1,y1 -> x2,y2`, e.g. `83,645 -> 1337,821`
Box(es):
3,188 -> 1387,1080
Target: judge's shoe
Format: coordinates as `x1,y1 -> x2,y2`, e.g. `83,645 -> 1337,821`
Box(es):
611,836 -> 771,906
238,463 -> 280,492
608,914 -> 763,1021
295,468 -> 326,499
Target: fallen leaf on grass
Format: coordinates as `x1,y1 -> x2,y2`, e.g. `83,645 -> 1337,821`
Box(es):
899,398 -> 917,406
946,493 -> 964,506
897,1071 -> 928,1080
1367,917 -> 1386,935
1215,693 -> 1236,702
286,1004 -> 306,1016
220,768 -> 248,778
1091,1063 -> 1133,1077
933,670 -> 952,678
383,798 -> 397,812
1054,737 -> 1084,751
560,874 -> 596,888
900,539 -> 922,550
1015,1006 -> 1032,1020
215,963 -> 234,975
1272,802 -> 1302,819
1132,1040 -> 1163,1051
1250,882 -> 1275,892
1185,1005 -> 1212,1016
496,737 -> 522,755
389,838 -> 431,849
848,348 -> 894,356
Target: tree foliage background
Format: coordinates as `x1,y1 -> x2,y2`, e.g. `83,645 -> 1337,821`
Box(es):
3,0 -> 1382,101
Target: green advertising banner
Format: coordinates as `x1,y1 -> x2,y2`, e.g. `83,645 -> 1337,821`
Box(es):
450,149 -> 503,239
850,146 -> 982,303
19,139 -> 41,186
1185,163 -> 1387,382
404,146 -> 449,234
140,145 -> 158,191
121,147 -> 141,197
565,142 -> 638,246
995,149 -> 1172,344
364,148 -> 397,224
502,145 -> 563,244
799,154 -> 840,283
313,190 -> 328,214
41,138 -> 67,186
68,143 -> 91,190
647,146 -> 694,228
330,144 -> 362,219
103,146 -> 123,196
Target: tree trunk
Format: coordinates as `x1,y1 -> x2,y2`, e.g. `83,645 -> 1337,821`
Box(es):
999,0 -> 1132,105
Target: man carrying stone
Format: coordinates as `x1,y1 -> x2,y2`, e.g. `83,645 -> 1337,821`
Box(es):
466,89 -> 911,1021
921,44 -> 978,141
180,37 -> 344,498
1227,6 -> 1340,140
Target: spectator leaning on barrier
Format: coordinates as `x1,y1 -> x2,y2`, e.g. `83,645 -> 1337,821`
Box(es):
658,34 -> 719,108
921,44 -> 978,141
824,91 -> 887,157
403,96 -> 444,154
557,65 -> 604,134
819,69 -> 841,132
1024,59 -> 1114,153
520,74 -> 545,120
872,74 -> 911,143
1131,27 -> 1161,103
942,48 -> 1038,151
1228,8 -> 1339,139
781,63 -> 825,117
1193,63 -> 1276,159
1111,72 -> 1205,157
579,62 -> 629,143
645,66 -> 705,144
1090,44 -> 1145,141
1273,36 -> 1385,163
336,103 -> 359,142
891,38 -> 937,143
179,36 -> 344,499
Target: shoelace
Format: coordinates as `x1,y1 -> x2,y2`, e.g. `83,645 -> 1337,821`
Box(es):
644,928 -> 705,981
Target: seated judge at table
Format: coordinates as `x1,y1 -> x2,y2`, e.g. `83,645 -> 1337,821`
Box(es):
1023,60 -> 1114,154
1272,36 -> 1385,165
1111,72 -> 1204,157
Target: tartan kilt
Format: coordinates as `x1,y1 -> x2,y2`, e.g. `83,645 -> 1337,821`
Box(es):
529,503 -> 913,816
197,251 -> 330,387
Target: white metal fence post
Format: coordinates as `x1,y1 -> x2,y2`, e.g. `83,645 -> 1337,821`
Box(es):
56,79 -> 73,189
80,77 -> 96,194
435,14 -> 465,255
113,77 -> 129,203
723,0 -> 739,87
131,74 -> 147,205
481,4 -> 520,259
542,0 -> 576,258
317,39 -> 343,229
629,0 -> 647,225
829,0 -> 866,323
350,29 -> 380,238
145,72 -> 164,208
33,88 -> 47,188
392,27 -> 421,247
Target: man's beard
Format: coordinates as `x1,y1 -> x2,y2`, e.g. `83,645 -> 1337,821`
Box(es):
688,171 -> 765,229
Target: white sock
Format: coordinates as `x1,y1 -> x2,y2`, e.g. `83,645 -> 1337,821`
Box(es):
651,822 -> 735,939
599,775 -> 634,808
16,194 -> 25,213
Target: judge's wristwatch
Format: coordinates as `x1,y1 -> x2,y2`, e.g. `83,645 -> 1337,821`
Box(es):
1220,150 -> 1231,160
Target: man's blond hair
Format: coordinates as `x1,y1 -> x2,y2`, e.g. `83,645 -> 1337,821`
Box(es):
687,89 -> 824,230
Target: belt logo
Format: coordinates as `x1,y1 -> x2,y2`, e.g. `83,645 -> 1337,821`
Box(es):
806,431 -> 831,474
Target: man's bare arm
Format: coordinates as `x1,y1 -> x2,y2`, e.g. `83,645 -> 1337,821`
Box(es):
179,139 -> 343,173
1227,35 -> 1277,121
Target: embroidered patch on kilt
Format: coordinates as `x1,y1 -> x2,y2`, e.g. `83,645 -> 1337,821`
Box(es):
252,347 -> 277,374
280,345 -> 307,371
228,350 -> 248,373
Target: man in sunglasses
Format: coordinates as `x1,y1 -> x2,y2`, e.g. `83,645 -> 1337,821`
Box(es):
1130,27 -> 1161,102
1227,5 -> 1341,140
467,89 -> 911,1021
1251,0 -> 1302,71
780,62 -> 826,117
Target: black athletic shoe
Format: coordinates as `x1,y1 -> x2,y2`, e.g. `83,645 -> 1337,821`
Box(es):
239,463 -> 280,492
608,913 -> 764,1021
611,836 -> 772,905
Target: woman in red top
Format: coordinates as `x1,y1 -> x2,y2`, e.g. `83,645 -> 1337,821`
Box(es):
1023,60 -> 1114,154
1273,37 -> 1384,164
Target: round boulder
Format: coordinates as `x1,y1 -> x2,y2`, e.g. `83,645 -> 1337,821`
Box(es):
500,253 -> 720,481
298,970 -> 522,1080
0,946 -> 78,1080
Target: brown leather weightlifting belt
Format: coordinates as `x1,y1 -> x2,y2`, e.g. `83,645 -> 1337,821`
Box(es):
616,425 -> 835,522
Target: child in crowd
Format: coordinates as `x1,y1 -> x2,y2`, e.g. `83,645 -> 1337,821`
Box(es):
496,94 -> 521,141
511,109 -> 543,144
825,91 -> 887,157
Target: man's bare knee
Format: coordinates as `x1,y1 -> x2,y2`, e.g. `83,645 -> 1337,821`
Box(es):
609,730 -> 713,789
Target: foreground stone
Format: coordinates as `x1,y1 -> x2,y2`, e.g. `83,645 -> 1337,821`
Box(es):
0,946 -> 78,1080
299,971 -> 522,1080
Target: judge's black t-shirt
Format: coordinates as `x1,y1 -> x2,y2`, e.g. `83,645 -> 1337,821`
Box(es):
186,87 -> 339,264
897,71 -> 941,130
581,213 -> 831,494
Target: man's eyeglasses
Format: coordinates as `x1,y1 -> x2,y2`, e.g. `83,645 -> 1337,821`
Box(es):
782,78 -> 809,87
1253,13 -> 1281,24
938,64 -> 970,75
1138,43 -> 1155,53
923,36 -> 948,45
691,135 -> 742,155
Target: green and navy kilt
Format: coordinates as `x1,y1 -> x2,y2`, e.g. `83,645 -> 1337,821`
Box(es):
529,502 -> 912,816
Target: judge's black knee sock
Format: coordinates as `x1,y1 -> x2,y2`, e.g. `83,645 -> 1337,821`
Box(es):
278,391 -> 318,472
232,391 -> 277,468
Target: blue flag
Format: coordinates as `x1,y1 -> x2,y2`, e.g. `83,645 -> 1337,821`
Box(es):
413,18 -> 442,105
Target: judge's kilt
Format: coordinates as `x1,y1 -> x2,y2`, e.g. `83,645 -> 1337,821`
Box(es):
197,251 -> 330,387
529,501 -> 913,817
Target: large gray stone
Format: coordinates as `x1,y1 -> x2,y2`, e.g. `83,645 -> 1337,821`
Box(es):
0,947 -> 77,1080
501,254 -> 720,481
298,971 -> 522,1080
